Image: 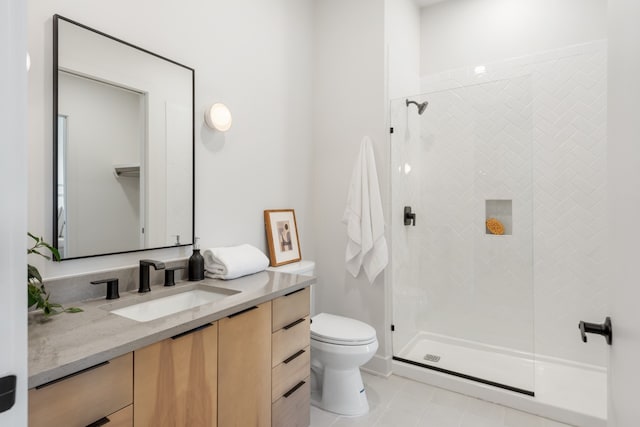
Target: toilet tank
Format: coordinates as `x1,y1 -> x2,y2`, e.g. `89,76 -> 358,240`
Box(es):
267,261 -> 316,315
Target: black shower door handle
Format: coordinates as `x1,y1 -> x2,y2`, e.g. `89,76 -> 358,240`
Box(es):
579,316 -> 612,345
404,206 -> 416,226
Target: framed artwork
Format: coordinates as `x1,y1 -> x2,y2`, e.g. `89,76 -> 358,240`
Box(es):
264,209 -> 301,266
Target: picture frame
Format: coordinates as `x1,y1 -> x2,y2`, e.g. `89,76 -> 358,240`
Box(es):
264,209 -> 301,266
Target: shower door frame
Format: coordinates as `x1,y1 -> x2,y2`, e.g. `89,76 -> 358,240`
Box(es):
389,77 -> 535,396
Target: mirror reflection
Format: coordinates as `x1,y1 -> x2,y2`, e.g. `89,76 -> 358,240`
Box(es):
54,15 -> 194,259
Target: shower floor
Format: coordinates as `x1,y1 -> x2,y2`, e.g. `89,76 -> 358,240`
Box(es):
393,332 -> 606,427
395,332 -> 535,393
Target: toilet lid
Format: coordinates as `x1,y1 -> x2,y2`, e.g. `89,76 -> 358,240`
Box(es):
311,313 -> 377,345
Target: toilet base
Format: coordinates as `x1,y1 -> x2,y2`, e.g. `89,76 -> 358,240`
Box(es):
311,366 -> 370,416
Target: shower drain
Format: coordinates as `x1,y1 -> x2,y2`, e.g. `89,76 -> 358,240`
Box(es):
423,354 -> 441,363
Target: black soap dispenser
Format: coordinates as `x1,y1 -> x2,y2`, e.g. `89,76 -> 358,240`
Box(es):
188,237 -> 205,281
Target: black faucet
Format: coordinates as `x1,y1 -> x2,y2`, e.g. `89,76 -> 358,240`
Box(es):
139,259 -> 166,293
91,278 -> 120,300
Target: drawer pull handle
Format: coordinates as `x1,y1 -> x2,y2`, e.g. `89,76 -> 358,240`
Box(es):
86,416 -> 110,427
35,361 -> 110,389
284,380 -> 306,398
228,306 -> 258,318
283,318 -> 305,330
171,323 -> 214,340
283,349 -> 305,364
284,288 -> 305,297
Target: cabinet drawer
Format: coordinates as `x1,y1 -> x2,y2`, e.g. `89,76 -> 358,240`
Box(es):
272,377 -> 310,427
100,404 -> 133,427
272,346 -> 310,402
29,353 -> 133,427
272,287 -> 310,332
272,316 -> 310,367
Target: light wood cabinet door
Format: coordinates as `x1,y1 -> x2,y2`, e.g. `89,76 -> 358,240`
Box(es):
134,323 -> 218,427
28,353 -> 133,427
218,302 -> 272,427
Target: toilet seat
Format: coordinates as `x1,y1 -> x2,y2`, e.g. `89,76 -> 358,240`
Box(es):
311,313 -> 377,346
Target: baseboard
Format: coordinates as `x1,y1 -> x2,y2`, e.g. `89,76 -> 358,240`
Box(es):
361,354 -> 392,377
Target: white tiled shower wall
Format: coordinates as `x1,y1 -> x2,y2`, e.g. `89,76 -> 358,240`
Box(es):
392,75 -> 535,357
393,40 -> 607,367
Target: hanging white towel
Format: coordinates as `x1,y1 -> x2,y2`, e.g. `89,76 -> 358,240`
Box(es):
203,244 -> 269,280
342,136 -> 388,284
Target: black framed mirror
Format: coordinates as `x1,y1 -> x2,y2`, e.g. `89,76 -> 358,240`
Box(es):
53,15 -> 194,260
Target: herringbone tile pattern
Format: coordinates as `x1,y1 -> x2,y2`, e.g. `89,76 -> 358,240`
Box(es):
392,40 -> 607,367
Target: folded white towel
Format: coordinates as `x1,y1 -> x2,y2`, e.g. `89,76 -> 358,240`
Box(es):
342,136 -> 388,284
203,244 -> 269,280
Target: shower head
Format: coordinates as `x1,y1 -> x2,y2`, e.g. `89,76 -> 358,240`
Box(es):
406,99 -> 428,115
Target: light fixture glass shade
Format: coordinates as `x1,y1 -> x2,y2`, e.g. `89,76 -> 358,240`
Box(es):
205,103 -> 232,131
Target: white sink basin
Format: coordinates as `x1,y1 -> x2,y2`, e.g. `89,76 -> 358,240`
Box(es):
110,288 -> 236,322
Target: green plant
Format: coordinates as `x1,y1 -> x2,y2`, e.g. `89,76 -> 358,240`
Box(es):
27,232 -> 82,315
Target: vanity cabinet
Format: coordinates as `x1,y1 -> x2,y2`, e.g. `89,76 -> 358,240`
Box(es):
218,301 -> 272,427
29,285 -> 312,427
133,322 -> 218,426
28,353 -> 133,427
271,288 -> 311,427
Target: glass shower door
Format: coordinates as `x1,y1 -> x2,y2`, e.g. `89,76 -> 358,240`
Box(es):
390,76 -> 535,394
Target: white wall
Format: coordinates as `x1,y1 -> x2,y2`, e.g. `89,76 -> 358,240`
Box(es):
27,0 -> 314,280
386,0 -> 421,100
309,0 -> 421,374
312,0 -> 390,372
607,1 -> 640,425
0,0 -> 28,424
420,0 -> 607,75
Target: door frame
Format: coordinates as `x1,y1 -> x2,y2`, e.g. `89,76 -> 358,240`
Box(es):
0,0 -> 29,425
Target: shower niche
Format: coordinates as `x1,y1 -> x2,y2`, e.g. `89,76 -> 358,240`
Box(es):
485,199 -> 512,235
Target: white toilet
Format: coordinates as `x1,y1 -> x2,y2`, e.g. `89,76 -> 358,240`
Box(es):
309,312 -> 378,416
267,261 -> 379,416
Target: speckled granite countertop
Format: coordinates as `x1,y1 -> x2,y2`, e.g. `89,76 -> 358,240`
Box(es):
28,271 -> 315,389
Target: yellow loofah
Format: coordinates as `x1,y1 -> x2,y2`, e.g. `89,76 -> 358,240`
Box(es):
486,218 -> 505,235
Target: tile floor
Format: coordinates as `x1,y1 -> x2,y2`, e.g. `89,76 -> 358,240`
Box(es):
310,372 -> 575,427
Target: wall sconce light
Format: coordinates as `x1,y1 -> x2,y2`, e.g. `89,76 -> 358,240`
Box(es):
205,103 -> 232,132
